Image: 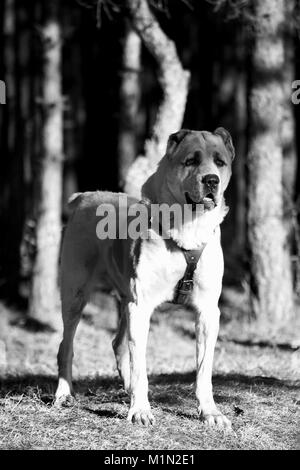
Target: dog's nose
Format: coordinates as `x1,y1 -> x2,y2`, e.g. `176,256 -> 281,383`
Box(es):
202,174 -> 220,191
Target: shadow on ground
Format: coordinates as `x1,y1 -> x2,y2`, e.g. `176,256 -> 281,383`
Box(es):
1,370 -> 299,450
0,370 -> 298,402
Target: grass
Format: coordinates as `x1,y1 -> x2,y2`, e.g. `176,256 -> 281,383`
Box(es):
0,290 -> 299,450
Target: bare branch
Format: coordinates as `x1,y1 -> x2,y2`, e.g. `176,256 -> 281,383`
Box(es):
124,0 -> 190,197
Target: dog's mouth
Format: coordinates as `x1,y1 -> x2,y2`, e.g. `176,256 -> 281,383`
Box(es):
185,192 -> 216,211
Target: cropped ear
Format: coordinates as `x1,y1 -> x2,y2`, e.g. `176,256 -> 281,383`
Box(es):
214,127 -> 235,160
166,129 -> 191,158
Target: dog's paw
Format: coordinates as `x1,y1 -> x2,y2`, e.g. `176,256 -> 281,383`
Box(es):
54,394 -> 75,408
199,410 -> 231,429
127,407 -> 155,426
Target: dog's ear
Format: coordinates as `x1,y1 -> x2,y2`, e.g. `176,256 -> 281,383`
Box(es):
166,129 -> 191,158
214,127 -> 235,160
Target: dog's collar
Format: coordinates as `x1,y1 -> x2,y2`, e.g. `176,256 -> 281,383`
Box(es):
173,245 -> 206,304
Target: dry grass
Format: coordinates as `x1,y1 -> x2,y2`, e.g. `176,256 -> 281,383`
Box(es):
0,290 -> 299,450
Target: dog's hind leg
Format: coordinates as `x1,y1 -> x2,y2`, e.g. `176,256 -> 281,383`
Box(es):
55,287 -> 87,406
112,299 -> 130,392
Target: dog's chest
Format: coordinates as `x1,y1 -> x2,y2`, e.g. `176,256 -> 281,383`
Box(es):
136,239 -> 193,303
135,232 -> 223,307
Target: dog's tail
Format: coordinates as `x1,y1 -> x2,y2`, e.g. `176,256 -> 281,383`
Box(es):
59,192 -> 83,268
68,192 -> 83,212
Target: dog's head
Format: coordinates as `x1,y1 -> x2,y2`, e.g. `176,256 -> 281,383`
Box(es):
143,128 -> 234,213
141,128 -> 235,246
164,128 -> 234,211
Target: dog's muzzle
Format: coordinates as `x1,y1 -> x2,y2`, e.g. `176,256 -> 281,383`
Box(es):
185,173 -> 219,211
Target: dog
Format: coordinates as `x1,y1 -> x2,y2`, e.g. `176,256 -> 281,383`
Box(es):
55,127 -> 234,428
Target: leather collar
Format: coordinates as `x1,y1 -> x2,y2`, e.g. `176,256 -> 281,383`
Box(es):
173,245 -> 206,304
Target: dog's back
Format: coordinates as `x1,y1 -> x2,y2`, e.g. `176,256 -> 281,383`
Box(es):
60,191 -> 139,303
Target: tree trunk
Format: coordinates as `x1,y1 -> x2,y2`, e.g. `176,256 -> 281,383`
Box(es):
233,69 -> 247,254
0,0 -> 25,299
124,0 -> 190,198
29,0 -> 63,324
295,2 -> 300,298
247,0 -> 295,329
3,0 -> 15,154
20,1 -> 42,285
282,0 -> 299,296
282,0 -> 297,199
118,23 -> 141,189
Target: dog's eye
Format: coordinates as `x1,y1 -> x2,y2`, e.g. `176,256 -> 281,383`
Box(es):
184,158 -> 195,167
215,157 -> 226,168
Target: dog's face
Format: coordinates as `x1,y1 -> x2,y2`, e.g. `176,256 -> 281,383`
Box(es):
159,128 -> 235,212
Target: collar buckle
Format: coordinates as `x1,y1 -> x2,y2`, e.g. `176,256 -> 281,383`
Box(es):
173,246 -> 206,305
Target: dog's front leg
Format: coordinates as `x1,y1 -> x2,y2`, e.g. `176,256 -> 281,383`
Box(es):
195,305 -> 231,428
126,301 -> 155,426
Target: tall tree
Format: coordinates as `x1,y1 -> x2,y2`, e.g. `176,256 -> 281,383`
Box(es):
117,23 -> 141,189
282,0 -> 297,199
0,0 -> 25,299
124,0 -> 190,198
29,0 -> 63,324
282,0 -> 299,299
247,0 -> 294,328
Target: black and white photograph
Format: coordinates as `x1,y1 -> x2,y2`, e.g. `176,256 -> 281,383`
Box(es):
0,0 -> 299,452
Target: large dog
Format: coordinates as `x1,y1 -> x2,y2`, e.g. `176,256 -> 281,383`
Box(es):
55,128 -> 234,428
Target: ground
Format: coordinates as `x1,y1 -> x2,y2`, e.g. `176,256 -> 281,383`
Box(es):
0,289 -> 299,450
